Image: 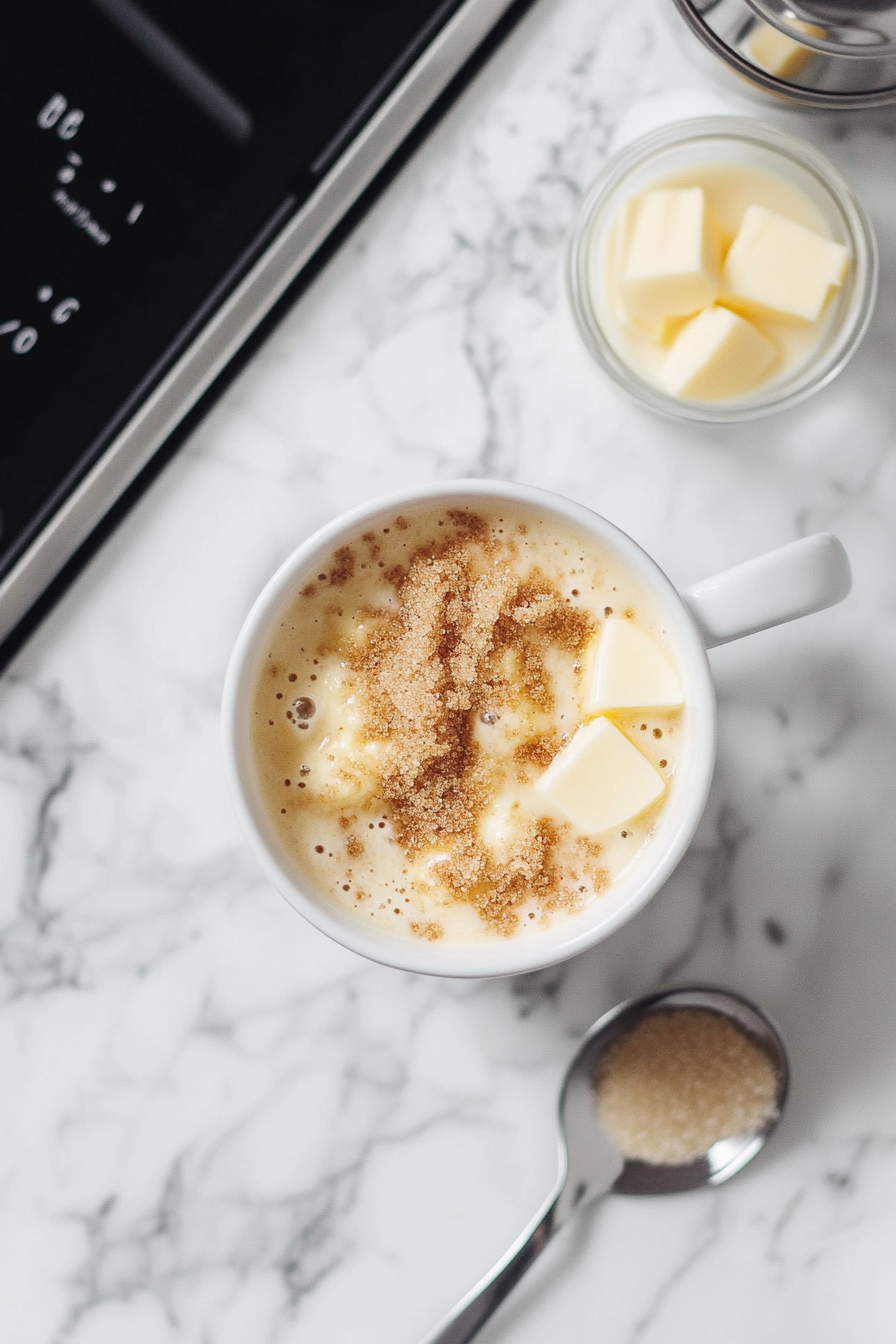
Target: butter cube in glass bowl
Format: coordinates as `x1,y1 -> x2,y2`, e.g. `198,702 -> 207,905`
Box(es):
721,206 -> 849,323
659,305 -> 776,400
615,188 -> 720,337
566,117 -> 877,424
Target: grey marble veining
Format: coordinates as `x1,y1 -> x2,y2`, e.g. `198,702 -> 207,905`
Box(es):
4,0 -> 896,1339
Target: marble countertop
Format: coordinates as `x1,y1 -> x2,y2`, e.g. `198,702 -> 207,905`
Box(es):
5,0 -> 896,1339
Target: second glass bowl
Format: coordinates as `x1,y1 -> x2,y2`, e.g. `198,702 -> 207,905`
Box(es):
565,117 -> 878,424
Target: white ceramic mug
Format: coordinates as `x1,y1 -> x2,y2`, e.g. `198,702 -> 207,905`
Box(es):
221,480 -> 850,978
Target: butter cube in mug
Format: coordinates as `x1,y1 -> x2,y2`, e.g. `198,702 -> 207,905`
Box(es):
587,619 -> 684,714
722,206 -> 849,323
660,305 -> 776,401
616,188 -> 720,337
536,716 -> 665,835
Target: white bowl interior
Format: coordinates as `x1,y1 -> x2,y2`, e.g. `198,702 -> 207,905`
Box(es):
221,481 -> 717,977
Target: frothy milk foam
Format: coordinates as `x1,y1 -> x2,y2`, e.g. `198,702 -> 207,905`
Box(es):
250,503 -> 685,943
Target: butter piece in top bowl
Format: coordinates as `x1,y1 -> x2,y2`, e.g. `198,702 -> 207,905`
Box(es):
721,206 -> 849,323
616,188 -> 720,339
659,305 -> 776,400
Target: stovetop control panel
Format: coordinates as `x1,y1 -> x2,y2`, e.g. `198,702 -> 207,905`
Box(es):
0,0 -> 462,584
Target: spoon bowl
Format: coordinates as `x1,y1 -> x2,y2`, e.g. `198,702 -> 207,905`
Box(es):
564,985 -> 790,1200
420,984 -> 789,1344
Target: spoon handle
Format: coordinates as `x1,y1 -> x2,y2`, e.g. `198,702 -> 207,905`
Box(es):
417,1182 -> 563,1344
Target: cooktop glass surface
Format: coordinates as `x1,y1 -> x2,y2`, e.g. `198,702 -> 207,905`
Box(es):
0,0 -> 462,580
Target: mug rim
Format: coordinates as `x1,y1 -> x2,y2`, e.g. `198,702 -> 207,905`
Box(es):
221,480 -> 717,978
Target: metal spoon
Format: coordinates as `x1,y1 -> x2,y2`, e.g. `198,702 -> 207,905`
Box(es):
418,985 -> 789,1344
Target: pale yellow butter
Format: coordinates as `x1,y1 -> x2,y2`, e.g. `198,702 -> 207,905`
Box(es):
617,188 -> 720,336
659,305 -> 776,401
587,619 -> 684,714
744,19 -> 825,80
722,206 -> 849,323
535,717 -> 665,835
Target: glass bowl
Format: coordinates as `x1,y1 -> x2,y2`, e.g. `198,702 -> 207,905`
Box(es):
565,117 -> 878,424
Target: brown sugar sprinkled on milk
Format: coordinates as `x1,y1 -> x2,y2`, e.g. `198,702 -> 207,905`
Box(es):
251,505 -> 685,942
349,512 -> 595,934
594,1008 -> 779,1165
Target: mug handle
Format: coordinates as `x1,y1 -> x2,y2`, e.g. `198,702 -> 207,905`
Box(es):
681,533 -> 852,649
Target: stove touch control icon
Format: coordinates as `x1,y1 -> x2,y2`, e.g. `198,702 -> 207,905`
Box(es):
51,298 -> 81,325
37,93 -> 84,141
1,288 -> 82,354
0,322 -> 38,355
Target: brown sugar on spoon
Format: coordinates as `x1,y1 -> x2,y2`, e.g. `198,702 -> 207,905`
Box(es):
594,1007 -> 780,1165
